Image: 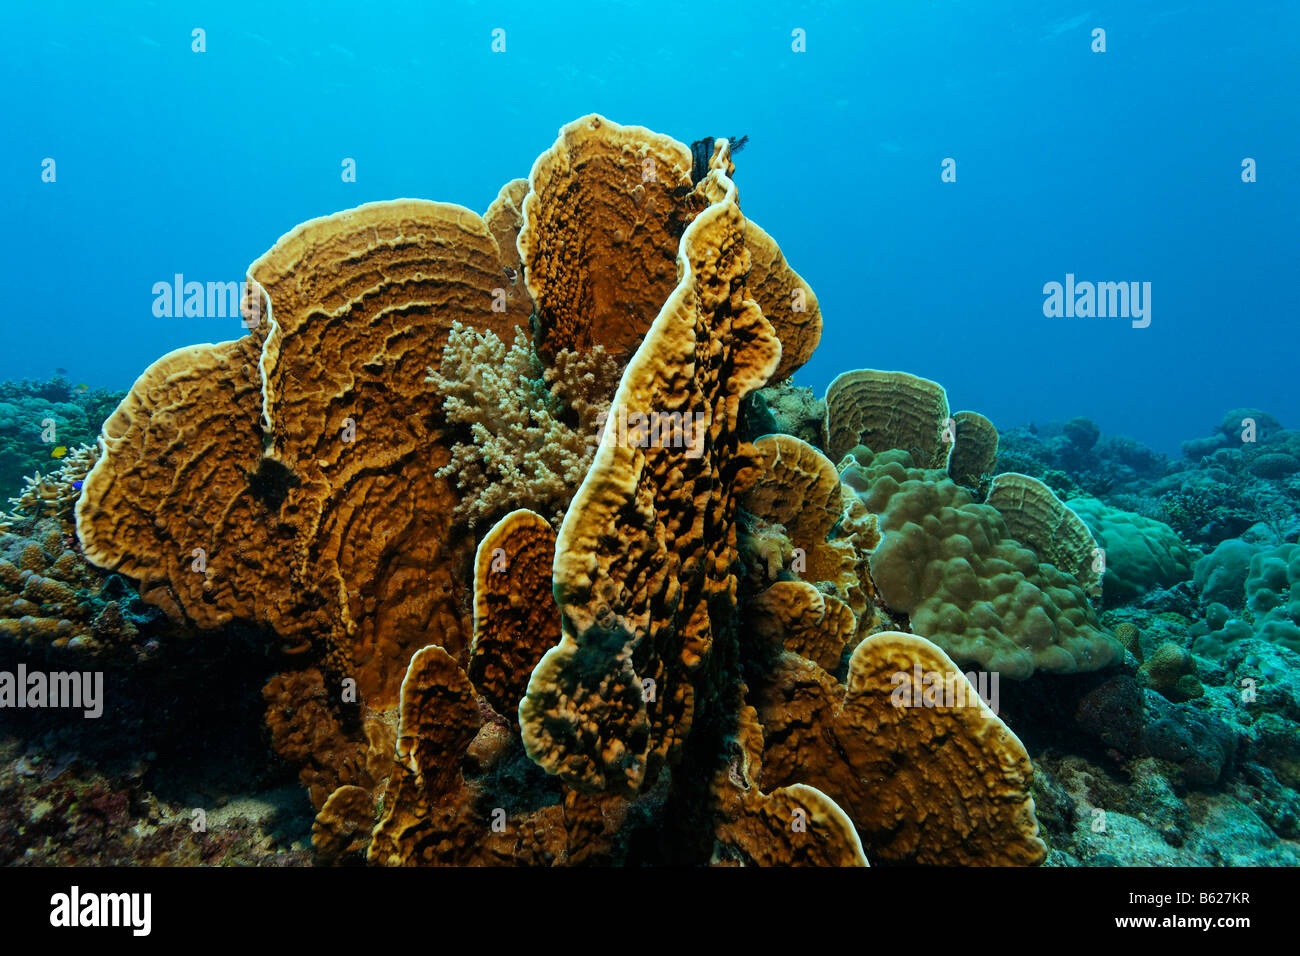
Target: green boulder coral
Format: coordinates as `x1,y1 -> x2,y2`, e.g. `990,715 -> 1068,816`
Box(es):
1067,497 -> 1194,605
842,449 -> 1120,679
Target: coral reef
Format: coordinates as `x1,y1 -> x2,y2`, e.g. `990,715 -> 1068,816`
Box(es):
1,443 -> 97,533
999,408 -> 1299,549
0,739 -> 311,867
995,420 -> 1170,501
15,112 -> 1296,872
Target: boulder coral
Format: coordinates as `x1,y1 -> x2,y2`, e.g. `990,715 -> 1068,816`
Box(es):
842,449 -> 1120,679
1193,544 -> 1300,656
1137,642 -> 1204,702
1195,537 -> 1262,609
1067,497 -> 1194,606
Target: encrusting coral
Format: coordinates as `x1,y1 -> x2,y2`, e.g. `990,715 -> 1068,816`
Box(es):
824,368 -> 1003,493
826,369 -> 952,467
518,115 -> 702,364
745,581 -> 857,674
742,614 -> 1046,865
736,576 -> 1044,863
482,177 -> 534,319
467,509 -> 559,724
947,410 -> 999,491
69,115 -> 1059,867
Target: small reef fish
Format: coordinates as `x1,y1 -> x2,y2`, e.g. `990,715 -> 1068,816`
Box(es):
75,383 -> 89,393
51,446 -> 67,458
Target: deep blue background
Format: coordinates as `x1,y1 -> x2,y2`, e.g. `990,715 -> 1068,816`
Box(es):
2,0 -> 1295,453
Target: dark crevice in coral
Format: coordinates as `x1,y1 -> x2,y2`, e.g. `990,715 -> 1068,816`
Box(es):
247,456 -> 301,512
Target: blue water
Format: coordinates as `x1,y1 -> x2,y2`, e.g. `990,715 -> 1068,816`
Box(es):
2,0 -> 1296,454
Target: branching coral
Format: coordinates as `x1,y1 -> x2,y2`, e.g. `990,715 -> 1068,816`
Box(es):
1,443 -> 97,533
0,380 -> 125,505
428,321 -> 621,529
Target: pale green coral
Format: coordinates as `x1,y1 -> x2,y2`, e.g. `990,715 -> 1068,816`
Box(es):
1067,497 -> 1194,606
1194,544 -> 1300,656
